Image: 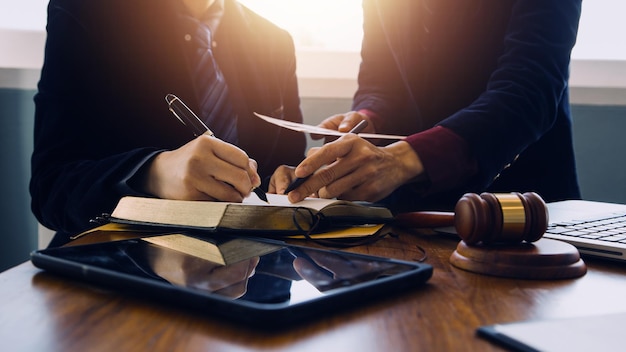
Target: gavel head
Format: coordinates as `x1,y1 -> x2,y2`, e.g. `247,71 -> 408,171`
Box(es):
455,192 -> 548,245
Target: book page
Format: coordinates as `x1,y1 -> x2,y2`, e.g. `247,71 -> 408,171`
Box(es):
111,197 -> 229,228
244,193 -> 342,211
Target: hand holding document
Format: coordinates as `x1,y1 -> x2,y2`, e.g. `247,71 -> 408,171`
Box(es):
283,119 -> 370,194
254,113 -> 406,140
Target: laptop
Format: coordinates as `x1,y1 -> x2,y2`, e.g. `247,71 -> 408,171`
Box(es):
30,233 -> 432,329
544,200 -> 626,261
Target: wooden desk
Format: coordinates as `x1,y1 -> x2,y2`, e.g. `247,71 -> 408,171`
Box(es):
2,230 -> 626,351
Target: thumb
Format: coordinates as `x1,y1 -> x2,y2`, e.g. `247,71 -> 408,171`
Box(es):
248,159 -> 261,187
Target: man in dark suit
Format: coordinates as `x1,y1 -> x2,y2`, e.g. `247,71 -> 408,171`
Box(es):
30,0 -> 306,245
280,0 -> 582,211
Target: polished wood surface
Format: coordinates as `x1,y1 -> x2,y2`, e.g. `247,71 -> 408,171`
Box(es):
2,230 -> 626,351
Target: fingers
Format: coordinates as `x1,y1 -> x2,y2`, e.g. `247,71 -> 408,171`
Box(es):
295,137 -> 353,179
287,134 -> 362,202
144,136 -> 259,202
293,257 -> 334,290
210,257 -> 260,298
268,165 -> 296,194
336,111 -> 376,133
311,113 -> 345,140
316,111 -> 375,133
286,135 -> 414,203
195,137 -> 258,198
247,158 -> 261,189
314,111 -> 376,144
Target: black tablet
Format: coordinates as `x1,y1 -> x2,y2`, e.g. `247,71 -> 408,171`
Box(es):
31,233 -> 432,328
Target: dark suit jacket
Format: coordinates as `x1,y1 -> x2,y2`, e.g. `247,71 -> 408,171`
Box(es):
354,0 -> 582,209
30,0 -> 306,242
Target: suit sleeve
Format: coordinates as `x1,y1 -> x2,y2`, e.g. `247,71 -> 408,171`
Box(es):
30,2 -> 160,236
437,0 -> 581,190
354,0 -> 581,194
352,0 -> 417,134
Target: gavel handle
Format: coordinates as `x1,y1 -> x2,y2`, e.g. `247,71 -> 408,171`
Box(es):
394,211 -> 455,229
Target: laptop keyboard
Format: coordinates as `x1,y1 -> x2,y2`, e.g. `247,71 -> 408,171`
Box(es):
546,212 -> 626,243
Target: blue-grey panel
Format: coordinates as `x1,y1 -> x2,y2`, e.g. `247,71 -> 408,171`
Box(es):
0,88 -> 38,271
571,104 -> 626,204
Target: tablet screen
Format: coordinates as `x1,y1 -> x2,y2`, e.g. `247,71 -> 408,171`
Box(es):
32,233 -> 432,327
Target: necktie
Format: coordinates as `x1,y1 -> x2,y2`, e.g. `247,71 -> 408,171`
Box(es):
182,15 -> 238,144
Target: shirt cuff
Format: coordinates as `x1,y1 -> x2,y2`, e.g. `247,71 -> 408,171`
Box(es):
404,126 -> 477,195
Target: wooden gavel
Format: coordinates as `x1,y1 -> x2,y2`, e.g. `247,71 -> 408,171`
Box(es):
394,192 -> 549,245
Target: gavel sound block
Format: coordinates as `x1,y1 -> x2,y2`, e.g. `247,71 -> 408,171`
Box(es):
394,192 -> 586,279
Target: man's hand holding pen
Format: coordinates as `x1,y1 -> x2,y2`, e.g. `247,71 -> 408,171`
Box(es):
271,132 -> 425,204
164,94 -> 268,203
142,134 -> 262,203
269,120 -> 402,202
137,94 -> 263,203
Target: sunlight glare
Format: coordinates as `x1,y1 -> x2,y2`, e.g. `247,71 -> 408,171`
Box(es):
238,0 -> 626,60
237,0 -> 363,51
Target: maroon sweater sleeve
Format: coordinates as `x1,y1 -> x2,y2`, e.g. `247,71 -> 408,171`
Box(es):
358,109 -> 477,195
404,126 -> 478,195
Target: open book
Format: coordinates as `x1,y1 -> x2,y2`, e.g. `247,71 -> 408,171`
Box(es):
104,193 -> 393,236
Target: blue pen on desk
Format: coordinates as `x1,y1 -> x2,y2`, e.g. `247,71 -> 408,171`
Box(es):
165,94 -> 269,203
284,119 -> 369,194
